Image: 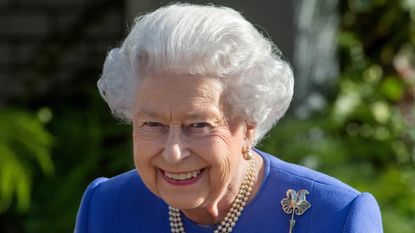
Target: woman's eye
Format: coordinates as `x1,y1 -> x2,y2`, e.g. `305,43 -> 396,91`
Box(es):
190,122 -> 211,128
143,122 -> 163,127
140,122 -> 165,132
186,122 -> 214,135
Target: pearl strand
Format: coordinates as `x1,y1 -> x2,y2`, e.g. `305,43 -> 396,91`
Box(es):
169,158 -> 256,233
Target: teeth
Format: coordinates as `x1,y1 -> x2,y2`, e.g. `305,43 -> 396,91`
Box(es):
185,173 -> 192,179
165,169 -> 201,180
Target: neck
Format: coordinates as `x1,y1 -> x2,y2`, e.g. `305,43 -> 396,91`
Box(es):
181,152 -> 264,225
181,188 -> 236,225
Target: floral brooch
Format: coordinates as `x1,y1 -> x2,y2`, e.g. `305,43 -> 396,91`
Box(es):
281,189 -> 311,233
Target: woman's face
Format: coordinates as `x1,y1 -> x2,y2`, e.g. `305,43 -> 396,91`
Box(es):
132,74 -> 252,212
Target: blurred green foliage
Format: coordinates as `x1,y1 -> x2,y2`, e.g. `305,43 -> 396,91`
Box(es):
0,0 -> 414,232
22,92 -> 132,233
0,92 -> 132,233
0,109 -> 54,214
261,0 -> 415,232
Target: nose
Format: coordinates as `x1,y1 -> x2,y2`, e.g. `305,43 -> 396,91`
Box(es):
161,126 -> 190,164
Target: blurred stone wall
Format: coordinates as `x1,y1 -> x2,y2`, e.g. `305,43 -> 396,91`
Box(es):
0,0 -> 125,107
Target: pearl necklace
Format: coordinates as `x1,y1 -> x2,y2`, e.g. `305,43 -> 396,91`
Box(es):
169,158 -> 256,233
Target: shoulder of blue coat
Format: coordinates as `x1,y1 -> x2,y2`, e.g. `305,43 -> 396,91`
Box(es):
342,192 -> 383,232
90,170 -> 140,191
255,150 -> 377,231
75,171 -> 141,233
76,170 -> 165,232
257,149 -> 359,195
85,169 -> 154,206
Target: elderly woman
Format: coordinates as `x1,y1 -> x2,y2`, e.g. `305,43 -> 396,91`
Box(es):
75,3 -> 383,233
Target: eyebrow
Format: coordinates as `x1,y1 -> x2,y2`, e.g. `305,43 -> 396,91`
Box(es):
185,111 -> 220,120
135,110 -> 163,119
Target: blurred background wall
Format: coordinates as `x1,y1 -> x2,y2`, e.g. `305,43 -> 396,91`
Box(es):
0,0 -> 414,232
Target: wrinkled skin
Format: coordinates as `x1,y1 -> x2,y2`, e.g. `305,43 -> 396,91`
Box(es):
132,74 -> 263,224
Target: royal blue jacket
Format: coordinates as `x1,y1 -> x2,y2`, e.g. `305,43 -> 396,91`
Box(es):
75,150 -> 383,233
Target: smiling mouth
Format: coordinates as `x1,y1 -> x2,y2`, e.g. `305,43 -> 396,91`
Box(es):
161,168 -> 204,185
164,169 -> 201,180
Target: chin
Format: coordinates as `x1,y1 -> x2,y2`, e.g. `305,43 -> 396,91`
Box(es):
162,194 -> 206,210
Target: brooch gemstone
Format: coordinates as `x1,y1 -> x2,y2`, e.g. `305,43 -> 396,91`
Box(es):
281,189 -> 311,233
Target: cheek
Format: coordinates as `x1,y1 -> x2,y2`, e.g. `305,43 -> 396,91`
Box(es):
132,127 -> 164,160
213,157 -> 231,184
190,131 -> 234,166
208,130 -> 243,163
132,134 -> 163,192
200,131 -> 242,182
214,130 -> 245,175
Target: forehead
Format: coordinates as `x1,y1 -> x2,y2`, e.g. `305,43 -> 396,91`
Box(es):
134,75 -> 224,119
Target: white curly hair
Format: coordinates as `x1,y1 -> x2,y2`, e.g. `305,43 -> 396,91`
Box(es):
97,3 -> 294,145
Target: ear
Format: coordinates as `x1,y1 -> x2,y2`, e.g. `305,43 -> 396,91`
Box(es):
243,121 -> 256,150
